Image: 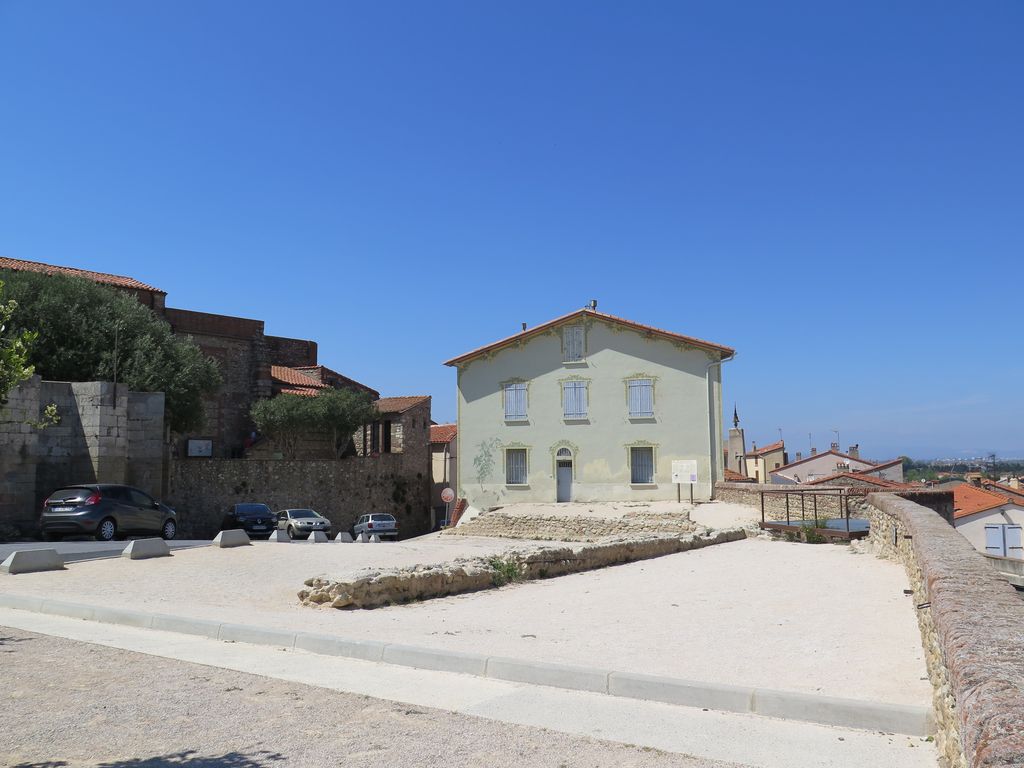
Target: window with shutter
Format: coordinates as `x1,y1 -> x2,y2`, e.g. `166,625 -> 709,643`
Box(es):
505,449 -> 528,485
503,382 -> 527,420
627,379 -> 654,418
562,325 -> 584,362
630,446 -> 655,484
562,381 -> 588,419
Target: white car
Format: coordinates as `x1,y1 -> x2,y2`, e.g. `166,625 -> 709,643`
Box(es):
352,513 -> 399,540
277,509 -> 333,540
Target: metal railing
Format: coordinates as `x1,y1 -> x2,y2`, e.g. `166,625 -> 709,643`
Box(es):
759,487 -> 858,536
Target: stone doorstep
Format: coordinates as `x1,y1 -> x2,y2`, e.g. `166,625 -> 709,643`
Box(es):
0,594 -> 934,737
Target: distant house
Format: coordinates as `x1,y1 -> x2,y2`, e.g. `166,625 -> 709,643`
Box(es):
806,472 -> 913,490
430,424 -> 458,526
743,440 -> 787,483
769,445 -> 904,484
953,484 -> 1024,559
444,303 -> 734,511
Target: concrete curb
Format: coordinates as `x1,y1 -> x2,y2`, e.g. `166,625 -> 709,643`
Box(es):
1,549 -> 65,574
0,593 -> 934,736
122,539 -> 171,560
212,530 -> 251,548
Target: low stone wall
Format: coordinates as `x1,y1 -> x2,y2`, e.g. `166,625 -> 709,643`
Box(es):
715,482 -> 954,524
442,511 -> 698,542
299,528 -> 747,609
866,492 -> 1024,768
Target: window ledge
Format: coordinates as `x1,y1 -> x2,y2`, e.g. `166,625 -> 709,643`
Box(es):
630,483 -> 658,489
505,484 -> 531,489
628,416 -> 656,423
561,360 -> 588,367
504,418 -> 530,424
563,417 -> 590,424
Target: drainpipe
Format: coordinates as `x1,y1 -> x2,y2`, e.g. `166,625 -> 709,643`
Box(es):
706,351 -> 736,500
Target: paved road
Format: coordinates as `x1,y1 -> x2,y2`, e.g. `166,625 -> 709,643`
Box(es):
0,539 -> 209,563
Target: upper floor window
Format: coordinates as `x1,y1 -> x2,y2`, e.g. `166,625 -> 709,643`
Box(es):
503,382 -> 527,421
505,448 -> 528,485
562,380 -> 588,420
627,379 -> 654,418
562,325 -> 585,362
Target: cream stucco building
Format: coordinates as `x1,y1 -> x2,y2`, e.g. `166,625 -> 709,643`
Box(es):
444,305 -> 734,512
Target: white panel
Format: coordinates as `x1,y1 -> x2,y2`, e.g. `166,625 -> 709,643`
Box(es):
985,524 -> 1006,556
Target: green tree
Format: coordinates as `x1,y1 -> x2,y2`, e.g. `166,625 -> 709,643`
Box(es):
311,388 -> 378,458
1,270 -> 221,432
250,393 -> 316,459
0,279 -> 36,404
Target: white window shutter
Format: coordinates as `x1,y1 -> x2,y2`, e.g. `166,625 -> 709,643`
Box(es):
985,524 -> 1006,556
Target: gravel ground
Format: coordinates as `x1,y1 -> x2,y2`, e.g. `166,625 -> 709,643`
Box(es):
0,536 -> 930,705
0,627 -> 743,768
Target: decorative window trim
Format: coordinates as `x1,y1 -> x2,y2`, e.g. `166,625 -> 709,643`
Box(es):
550,440 -> 581,480
626,442 -> 658,486
624,375 -> 657,419
561,324 -> 586,363
501,379 -> 529,422
504,445 -> 530,486
559,378 -> 590,421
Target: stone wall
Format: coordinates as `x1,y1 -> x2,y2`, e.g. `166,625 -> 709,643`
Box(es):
0,378 -> 165,538
866,492 -> 1024,768
266,335 -> 317,368
168,454 -> 432,539
300,528 -> 747,609
444,510 -> 698,542
715,481 -> 953,524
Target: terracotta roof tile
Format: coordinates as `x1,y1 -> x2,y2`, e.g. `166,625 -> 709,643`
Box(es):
430,424 -> 457,444
0,256 -> 165,293
277,387 -> 320,397
953,484 -> 1014,519
806,472 -> 912,489
724,468 -> 753,482
292,364 -> 379,397
444,307 -> 733,366
271,365 -> 327,389
375,395 -> 430,414
746,440 -> 784,457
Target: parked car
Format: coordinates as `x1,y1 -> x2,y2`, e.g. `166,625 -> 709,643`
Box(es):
277,509 -> 332,540
40,484 -> 178,542
352,513 -> 399,540
220,503 -> 276,539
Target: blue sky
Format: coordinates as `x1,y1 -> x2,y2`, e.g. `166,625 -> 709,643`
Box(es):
2,2 -> 1022,459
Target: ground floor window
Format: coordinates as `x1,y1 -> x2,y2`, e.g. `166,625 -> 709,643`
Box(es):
630,446 -> 655,484
506,448 -> 528,485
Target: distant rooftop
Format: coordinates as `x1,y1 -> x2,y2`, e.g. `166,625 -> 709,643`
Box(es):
0,256 -> 164,294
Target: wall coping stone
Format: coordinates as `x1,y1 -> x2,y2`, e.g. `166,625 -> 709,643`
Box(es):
867,492 -> 1024,767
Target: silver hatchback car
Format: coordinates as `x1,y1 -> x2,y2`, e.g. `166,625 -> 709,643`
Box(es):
277,509 -> 333,540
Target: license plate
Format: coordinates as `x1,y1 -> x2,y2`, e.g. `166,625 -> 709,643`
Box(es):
51,506 -> 74,512
252,525 -> 266,530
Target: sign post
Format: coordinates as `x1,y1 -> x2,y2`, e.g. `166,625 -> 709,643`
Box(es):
440,487 -> 455,526
671,460 -> 699,505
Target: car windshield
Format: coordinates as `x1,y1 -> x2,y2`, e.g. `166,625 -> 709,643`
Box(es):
290,510 -> 318,519
236,504 -> 271,515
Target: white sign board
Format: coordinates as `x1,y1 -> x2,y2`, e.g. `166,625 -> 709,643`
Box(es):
440,487 -> 456,504
187,439 -> 213,458
671,460 -> 698,485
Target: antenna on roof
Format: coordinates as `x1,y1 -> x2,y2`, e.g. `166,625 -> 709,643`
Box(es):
521,322 -> 527,332
587,299 -> 598,310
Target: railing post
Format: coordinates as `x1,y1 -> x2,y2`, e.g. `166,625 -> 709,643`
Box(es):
760,491 -> 765,525
786,492 -> 791,525
844,491 -> 850,533
813,494 -> 818,527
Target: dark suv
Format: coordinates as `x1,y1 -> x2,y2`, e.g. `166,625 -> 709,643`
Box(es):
220,503 -> 276,539
40,484 -> 178,542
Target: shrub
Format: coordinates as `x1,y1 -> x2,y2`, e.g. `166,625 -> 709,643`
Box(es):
487,556 -> 523,587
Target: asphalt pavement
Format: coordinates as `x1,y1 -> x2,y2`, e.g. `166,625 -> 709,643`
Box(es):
0,539 -> 209,563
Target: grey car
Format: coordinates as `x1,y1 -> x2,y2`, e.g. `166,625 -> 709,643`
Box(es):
277,509 -> 333,540
40,484 -> 178,542
352,513 -> 399,540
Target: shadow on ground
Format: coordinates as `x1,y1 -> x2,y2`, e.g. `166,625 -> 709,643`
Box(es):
14,752 -> 287,767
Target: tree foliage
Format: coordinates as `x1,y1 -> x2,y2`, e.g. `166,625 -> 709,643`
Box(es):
1,270 -> 222,432
250,388 -> 378,459
0,279 -> 36,405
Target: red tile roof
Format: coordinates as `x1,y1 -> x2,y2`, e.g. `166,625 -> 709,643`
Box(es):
0,256 -> 165,293
443,307 -> 734,366
982,481 -> 1024,503
724,468 -> 753,482
292,364 -> 379,397
376,395 -> 430,414
271,365 -> 326,389
771,449 -> 878,475
954,484 -> 1015,520
855,458 -> 903,474
430,424 -> 457,444
746,440 -> 784,457
277,386 -> 320,397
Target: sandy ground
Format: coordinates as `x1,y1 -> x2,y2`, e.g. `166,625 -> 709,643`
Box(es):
0,535 -> 929,706
0,627 -> 742,768
689,501 -> 760,529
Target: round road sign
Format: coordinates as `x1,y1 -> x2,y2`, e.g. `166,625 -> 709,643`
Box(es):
440,487 -> 456,504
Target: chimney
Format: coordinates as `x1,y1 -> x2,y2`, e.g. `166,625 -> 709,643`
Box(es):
1011,478 -> 1020,490
587,299 -> 598,311
830,442 -> 840,452
848,444 -> 859,459
795,451 -> 803,462
810,447 -> 817,455
521,322 -> 527,332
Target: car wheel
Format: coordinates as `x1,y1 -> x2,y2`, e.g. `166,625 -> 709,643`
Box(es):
95,518 -> 117,542
287,526 -> 295,540
161,519 -> 177,540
